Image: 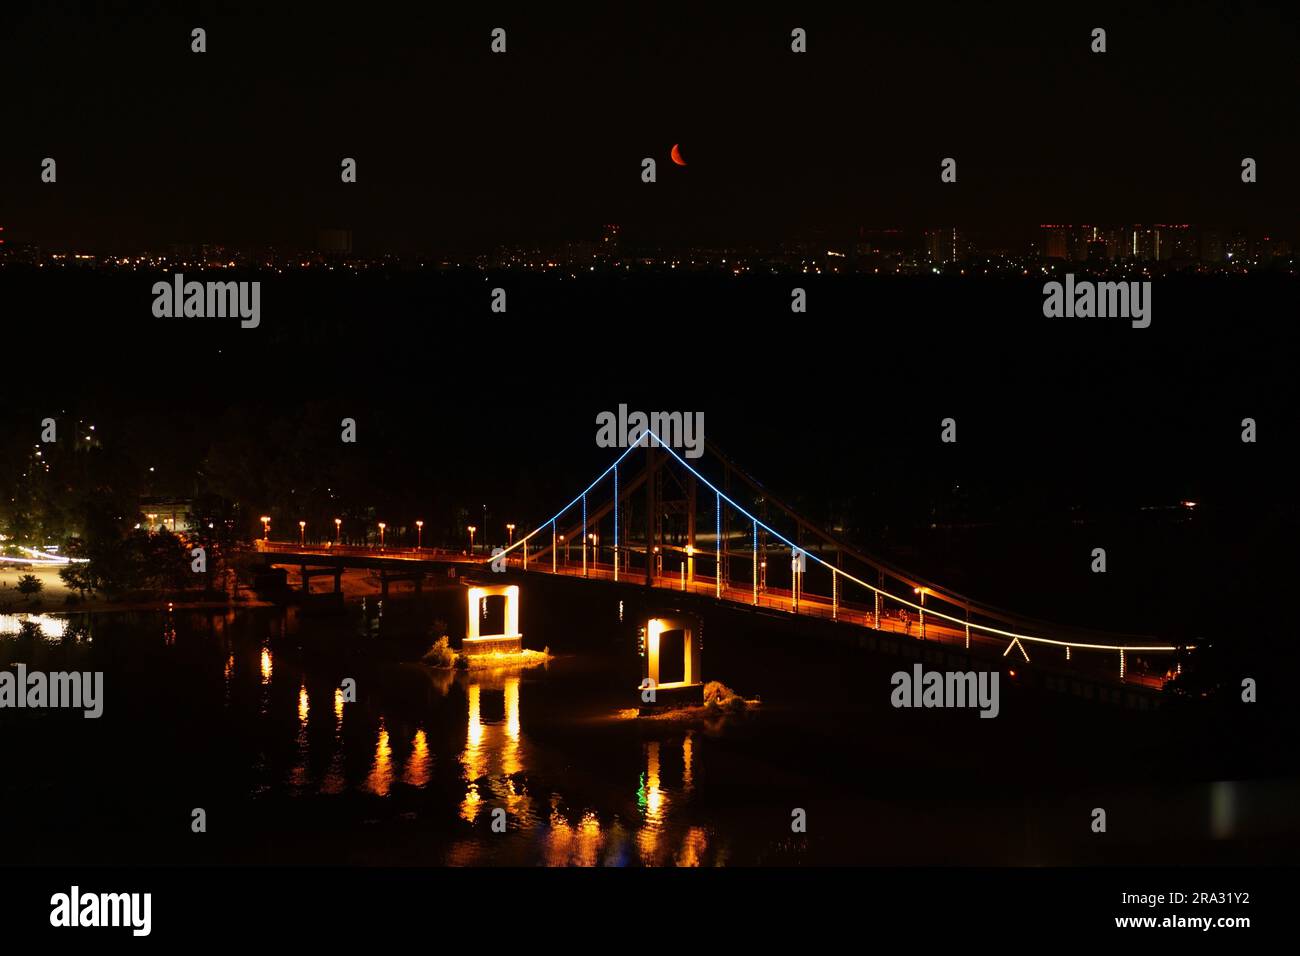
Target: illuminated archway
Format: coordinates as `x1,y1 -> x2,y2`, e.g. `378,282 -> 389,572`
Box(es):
465,584 -> 522,654
639,614 -> 703,706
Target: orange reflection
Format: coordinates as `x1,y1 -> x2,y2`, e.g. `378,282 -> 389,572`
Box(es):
260,647 -> 272,684
544,803 -> 603,866
290,682 -> 310,787
365,718 -> 393,796
459,677 -> 530,825
675,826 -> 710,867
320,688 -> 346,796
403,729 -> 432,787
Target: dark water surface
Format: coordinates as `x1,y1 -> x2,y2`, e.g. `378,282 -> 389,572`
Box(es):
2,578 -> 1297,866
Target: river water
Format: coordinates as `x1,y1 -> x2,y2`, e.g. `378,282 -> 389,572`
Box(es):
2,578 -> 1297,866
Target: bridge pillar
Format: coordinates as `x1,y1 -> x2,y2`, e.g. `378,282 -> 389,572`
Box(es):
380,569 -> 389,600
638,614 -> 704,709
334,569 -> 342,594
301,565 -> 310,593
464,584 -> 522,654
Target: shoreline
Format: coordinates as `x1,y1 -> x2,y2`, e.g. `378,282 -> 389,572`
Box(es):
0,594 -> 275,615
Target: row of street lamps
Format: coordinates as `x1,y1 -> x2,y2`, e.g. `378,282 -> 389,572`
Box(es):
260,516 -> 518,553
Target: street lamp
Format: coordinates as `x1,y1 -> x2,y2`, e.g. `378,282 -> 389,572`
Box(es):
589,533 -> 597,566
299,520 -> 306,546
506,523 -> 515,546
914,587 -> 928,640
558,533 -> 565,564
416,520 -> 424,550
261,516 -> 270,541
378,522 -> 386,549
468,525 -> 477,554
334,518 -> 341,544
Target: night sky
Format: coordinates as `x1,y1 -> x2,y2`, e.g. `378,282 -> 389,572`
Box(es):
2,2 -> 1298,636
2,2 -> 1296,251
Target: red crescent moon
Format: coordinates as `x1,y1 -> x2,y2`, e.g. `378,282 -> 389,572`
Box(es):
670,144 -> 687,166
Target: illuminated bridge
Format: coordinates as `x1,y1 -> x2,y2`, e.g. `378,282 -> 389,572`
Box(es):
256,430 -> 1185,692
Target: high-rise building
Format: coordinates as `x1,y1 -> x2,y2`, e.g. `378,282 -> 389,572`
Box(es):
1040,225 -> 1069,259
924,227 -> 962,264
1157,224 -> 1196,261
1199,230 -> 1224,263
1129,226 -> 1160,260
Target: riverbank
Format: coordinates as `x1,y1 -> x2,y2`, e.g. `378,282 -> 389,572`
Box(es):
0,565 -> 262,614
0,563 -> 438,615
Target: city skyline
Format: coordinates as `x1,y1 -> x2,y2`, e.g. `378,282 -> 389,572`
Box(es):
3,220 -> 1294,270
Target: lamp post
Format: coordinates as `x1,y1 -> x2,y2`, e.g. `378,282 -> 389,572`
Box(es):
299,521 -> 306,546
378,522 -> 386,549
558,533 -> 566,565
261,516 -> 270,541
589,533 -> 597,567
506,523 -> 515,547
914,587 -> 928,641
334,518 -> 341,544
468,525 -> 476,554
416,520 -> 424,550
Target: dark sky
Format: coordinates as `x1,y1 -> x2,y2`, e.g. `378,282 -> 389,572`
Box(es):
2,2 -> 1297,252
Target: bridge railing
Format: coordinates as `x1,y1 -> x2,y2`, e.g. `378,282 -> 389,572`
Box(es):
254,540 -> 467,561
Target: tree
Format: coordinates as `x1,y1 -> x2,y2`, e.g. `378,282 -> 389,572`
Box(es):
16,573 -> 43,601
59,556 -> 98,599
140,528 -> 190,593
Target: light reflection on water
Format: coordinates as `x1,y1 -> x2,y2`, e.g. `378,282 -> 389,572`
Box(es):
0,613 -> 70,640
460,676 -> 528,824
365,719 -> 394,796
319,686 -> 347,795
24,607 -> 1286,867
290,683 -> 310,787
1,609 -> 729,865
403,729 -> 432,788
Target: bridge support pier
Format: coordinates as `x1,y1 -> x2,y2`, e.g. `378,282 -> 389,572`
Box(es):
464,584 -> 522,655
638,613 -> 704,711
